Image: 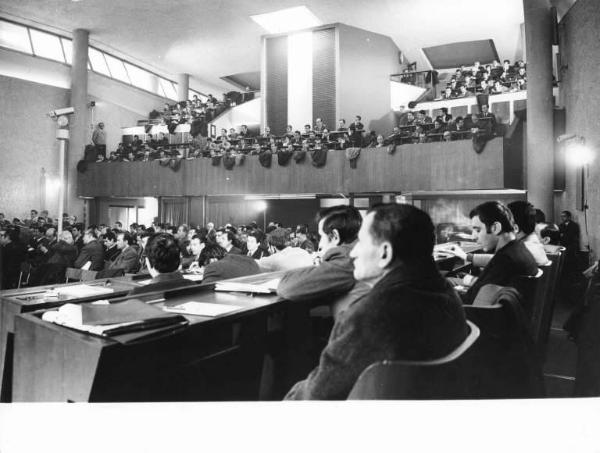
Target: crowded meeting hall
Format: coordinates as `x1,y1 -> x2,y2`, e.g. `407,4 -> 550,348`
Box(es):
2,0 -> 600,445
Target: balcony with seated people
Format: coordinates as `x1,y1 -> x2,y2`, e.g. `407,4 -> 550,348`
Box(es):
78,115 -> 522,197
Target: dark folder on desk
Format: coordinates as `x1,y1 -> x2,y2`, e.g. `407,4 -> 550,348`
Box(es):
80,299 -> 188,342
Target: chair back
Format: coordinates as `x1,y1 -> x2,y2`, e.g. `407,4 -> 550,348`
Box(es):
532,250 -> 565,353
65,267 -> 82,282
65,267 -> 98,282
463,299 -> 545,398
17,262 -> 32,288
511,267 -> 544,321
348,320 -> 480,400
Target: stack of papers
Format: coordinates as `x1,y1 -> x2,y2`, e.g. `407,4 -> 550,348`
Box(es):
163,301 -> 243,317
215,277 -> 281,294
42,299 -> 187,338
56,284 -> 114,298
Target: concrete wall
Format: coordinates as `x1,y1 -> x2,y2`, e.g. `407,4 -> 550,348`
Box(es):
0,75 -> 69,220
558,0 -> 600,258
210,97 -> 261,133
0,68 -> 155,221
337,24 -> 402,136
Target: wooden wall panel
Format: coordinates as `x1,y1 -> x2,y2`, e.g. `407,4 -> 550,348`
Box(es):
78,138 -> 510,197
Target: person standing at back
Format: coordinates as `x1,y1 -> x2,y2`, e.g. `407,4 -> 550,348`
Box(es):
92,122 -> 107,158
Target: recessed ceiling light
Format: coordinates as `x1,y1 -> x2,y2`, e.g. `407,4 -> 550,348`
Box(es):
250,6 -> 321,34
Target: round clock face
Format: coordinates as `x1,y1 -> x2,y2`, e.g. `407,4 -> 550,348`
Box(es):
57,115 -> 69,127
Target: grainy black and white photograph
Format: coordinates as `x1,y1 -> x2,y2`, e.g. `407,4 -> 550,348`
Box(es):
0,0 -> 599,451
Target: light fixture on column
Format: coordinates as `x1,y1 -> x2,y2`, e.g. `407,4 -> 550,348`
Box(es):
558,134 -> 593,212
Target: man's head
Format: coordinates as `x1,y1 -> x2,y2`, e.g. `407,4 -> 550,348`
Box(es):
98,122 -> 104,130
469,201 -> 516,252
246,231 -> 261,253
114,221 -> 123,230
295,224 -> 309,242
145,233 -> 181,276
560,210 -> 572,223
268,228 -> 290,251
316,205 -> 362,253
481,104 -> 489,114
540,224 -> 561,245
30,209 -> 38,219
46,227 -> 56,241
338,119 -> 346,128
190,234 -> 205,257
507,200 -> 536,237
116,231 -> 134,250
83,227 -> 98,245
104,230 -> 117,247
198,243 -> 227,266
59,230 -> 74,244
216,229 -> 235,250
350,204 -> 435,284
177,224 -> 189,240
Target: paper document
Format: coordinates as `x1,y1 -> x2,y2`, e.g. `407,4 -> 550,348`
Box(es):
215,278 -> 281,294
182,273 -> 204,281
163,301 -> 243,317
57,284 -> 114,298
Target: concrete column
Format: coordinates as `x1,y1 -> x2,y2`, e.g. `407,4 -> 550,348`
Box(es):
67,29 -> 89,220
524,0 -> 555,220
177,73 -> 190,102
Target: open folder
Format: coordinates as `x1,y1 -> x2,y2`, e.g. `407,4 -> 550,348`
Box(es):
42,299 -> 188,342
215,277 -> 281,294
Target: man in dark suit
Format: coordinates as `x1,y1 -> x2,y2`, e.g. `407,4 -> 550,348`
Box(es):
108,231 -> 140,273
285,204 -> 469,400
74,227 -> 105,271
103,230 -> 120,263
348,115 -> 364,147
216,229 -> 242,255
559,210 -> 581,250
279,205 -> 369,319
129,233 -> 195,295
460,201 -> 538,305
200,243 -> 260,284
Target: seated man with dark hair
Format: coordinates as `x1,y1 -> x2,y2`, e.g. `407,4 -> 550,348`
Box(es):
74,227 -> 105,271
279,205 -> 369,319
256,228 -> 313,272
294,224 -> 315,253
285,204 -> 469,400
200,242 -> 260,284
216,229 -> 243,255
129,233 -> 195,295
108,231 -> 140,273
448,201 -> 538,305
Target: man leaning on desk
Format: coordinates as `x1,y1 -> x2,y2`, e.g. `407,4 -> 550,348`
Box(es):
285,203 -> 469,400
129,233 -> 195,295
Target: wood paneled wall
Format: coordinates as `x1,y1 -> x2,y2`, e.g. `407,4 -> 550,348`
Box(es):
78,138 -> 519,198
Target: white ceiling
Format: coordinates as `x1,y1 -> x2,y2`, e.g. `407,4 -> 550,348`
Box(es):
0,0 -> 578,94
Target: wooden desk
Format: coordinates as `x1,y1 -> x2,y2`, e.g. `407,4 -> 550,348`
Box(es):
0,277 -> 142,402
12,277 -> 285,402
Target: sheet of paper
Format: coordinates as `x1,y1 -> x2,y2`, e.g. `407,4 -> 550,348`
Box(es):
182,273 -> 204,281
57,284 -> 114,298
215,278 -> 281,294
163,301 -> 243,317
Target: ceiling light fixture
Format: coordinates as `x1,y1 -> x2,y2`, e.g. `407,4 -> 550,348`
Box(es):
250,6 -> 321,34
